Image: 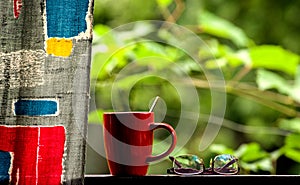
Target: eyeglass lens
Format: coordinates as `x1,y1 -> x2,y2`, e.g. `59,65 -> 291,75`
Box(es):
213,154 -> 239,174
173,155 -> 204,175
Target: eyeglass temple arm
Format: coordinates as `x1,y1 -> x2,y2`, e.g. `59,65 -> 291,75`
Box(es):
219,158 -> 238,171
169,156 -> 183,168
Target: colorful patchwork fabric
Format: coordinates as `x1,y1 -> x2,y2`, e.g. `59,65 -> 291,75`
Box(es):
0,126 -> 65,185
45,0 -> 90,57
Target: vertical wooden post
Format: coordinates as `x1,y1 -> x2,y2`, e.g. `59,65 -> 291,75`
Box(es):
0,0 -> 94,184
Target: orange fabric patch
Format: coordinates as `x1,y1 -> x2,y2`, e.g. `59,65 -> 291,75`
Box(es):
46,38 -> 73,57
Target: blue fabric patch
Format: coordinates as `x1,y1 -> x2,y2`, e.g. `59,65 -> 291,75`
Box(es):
14,99 -> 58,116
0,151 -> 10,183
46,0 -> 90,38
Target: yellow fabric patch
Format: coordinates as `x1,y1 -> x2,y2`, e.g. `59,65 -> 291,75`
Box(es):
46,38 -> 73,57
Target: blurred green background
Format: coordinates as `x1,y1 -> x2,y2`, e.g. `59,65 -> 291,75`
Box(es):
85,0 -> 300,175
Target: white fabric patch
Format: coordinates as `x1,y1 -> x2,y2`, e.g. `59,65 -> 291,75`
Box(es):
0,50 -> 45,88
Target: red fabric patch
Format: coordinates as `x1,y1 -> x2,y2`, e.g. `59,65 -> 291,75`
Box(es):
13,0 -> 22,19
0,126 -> 65,185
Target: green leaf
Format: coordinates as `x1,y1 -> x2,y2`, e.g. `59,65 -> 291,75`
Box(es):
93,24 -> 111,36
278,118 -> 300,133
234,142 -> 269,162
205,58 -> 227,69
113,73 -> 156,90
285,134 -> 300,149
198,11 -> 252,47
250,45 -> 299,76
226,49 -> 251,67
156,0 -> 173,7
256,69 -> 292,94
133,42 -> 176,63
283,134 -> 300,162
284,148 -> 300,163
92,24 -> 116,46
88,109 -> 105,124
239,158 -> 273,173
289,66 -> 300,102
208,144 -> 235,154
256,69 -> 300,103
117,22 -> 155,41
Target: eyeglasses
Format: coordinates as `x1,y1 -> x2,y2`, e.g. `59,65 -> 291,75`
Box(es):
167,154 -> 239,175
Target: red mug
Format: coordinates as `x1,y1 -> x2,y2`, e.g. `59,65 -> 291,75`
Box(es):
103,111 -> 177,176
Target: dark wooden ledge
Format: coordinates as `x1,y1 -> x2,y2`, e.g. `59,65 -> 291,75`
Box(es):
84,174 -> 300,185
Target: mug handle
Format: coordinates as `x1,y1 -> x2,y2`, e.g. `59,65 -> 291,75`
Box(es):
146,123 -> 177,163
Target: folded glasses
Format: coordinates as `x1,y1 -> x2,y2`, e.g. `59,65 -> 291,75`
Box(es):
167,154 -> 239,175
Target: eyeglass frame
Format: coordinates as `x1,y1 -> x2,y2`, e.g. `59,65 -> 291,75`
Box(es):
167,154 -> 239,175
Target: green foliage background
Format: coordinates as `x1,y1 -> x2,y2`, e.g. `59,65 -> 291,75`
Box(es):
87,0 -> 300,175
